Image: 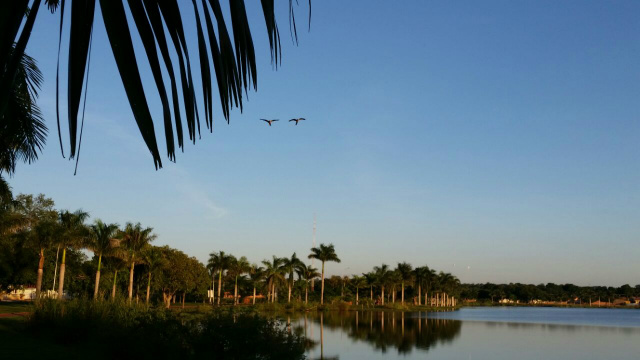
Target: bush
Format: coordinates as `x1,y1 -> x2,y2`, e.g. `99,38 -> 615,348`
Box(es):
28,299 -> 305,359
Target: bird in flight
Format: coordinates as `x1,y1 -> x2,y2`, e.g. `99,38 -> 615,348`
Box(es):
289,118 -> 306,125
260,119 -> 279,126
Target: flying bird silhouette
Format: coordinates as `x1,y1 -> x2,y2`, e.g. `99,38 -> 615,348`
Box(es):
260,119 -> 279,126
289,118 -> 306,125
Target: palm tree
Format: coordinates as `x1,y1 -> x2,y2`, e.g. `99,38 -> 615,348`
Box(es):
207,250 -> 233,305
281,253 -> 305,303
0,46 -> 46,176
119,222 -> 156,302
351,275 -> 367,306
106,254 -> 127,300
248,264 -> 264,305
57,209 -> 89,299
363,272 -> 376,302
262,256 -> 285,303
297,264 -> 319,305
228,256 -> 250,305
141,245 -> 164,304
373,264 -> 390,305
86,219 -> 119,299
308,243 -> 341,305
412,266 -> 431,306
396,262 -> 413,305
28,220 -> 61,298
3,1 -> 309,168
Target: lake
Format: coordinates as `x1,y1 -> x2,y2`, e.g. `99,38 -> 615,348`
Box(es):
290,307 -> 640,359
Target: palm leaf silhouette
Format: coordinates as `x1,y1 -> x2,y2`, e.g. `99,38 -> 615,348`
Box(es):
0,0 -> 311,169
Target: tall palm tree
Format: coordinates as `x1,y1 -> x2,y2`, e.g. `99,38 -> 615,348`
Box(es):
308,243 -> 340,305
351,275 -> 367,306
363,271 -> 376,302
2,1 -> 310,168
262,256 -> 285,303
86,219 -> 119,299
281,252 -> 305,303
228,255 -> 250,305
396,262 -> 413,305
119,222 -> 156,302
412,266 -> 431,306
57,209 -> 89,299
207,250 -> 233,305
141,245 -> 164,304
297,264 -> 319,305
28,220 -> 61,298
373,264 -> 390,305
248,264 -> 264,305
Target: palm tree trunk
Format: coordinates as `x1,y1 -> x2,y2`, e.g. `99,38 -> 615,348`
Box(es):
217,271 -> 222,305
211,273 -> 215,304
112,270 -> 118,299
94,254 -> 102,300
253,286 -> 256,305
320,261 -> 325,305
234,275 -> 238,305
52,245 -> 60,291
288,282 -> 292,303
305,284 -> 308,305
182,292 -> 185,308
381,286 -> 385,305
57,247 -> 66,299
418,284 -> 421,306
401,281 -> 405,305
35,249 -> 44,299
146,271 -> 151,304
128,256 -> 135,302
356,287 -> 359,305
370,285 -> 373,301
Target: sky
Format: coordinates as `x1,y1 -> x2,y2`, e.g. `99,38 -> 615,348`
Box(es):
9,0 -> 639,286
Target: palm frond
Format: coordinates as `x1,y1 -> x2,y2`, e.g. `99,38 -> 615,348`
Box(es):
1,0 -> 312,169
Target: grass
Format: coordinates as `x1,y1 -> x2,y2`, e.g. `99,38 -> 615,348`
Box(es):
0,301 -> 33,314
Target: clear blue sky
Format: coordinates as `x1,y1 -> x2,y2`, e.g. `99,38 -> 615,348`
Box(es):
10,1 -> 639,286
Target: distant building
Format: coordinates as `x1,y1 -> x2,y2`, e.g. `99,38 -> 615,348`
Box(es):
1,285 -> 36,301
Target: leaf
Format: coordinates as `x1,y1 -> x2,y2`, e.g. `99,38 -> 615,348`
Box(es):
99,0 -> 161,169
142,0 -> 184,151
67,0 -> 95,159
191,0 -> 213,130
127,0 -> 175,161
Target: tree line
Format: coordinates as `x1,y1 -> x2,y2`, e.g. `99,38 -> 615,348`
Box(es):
3,191 -> 637,307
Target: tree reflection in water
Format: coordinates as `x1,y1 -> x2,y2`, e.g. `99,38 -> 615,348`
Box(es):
295,311 -> 462,358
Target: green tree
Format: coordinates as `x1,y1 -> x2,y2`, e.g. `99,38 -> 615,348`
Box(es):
373,264 -> 390,305
396,262 -> 413,305
248,264 -> 264,305
228,255 -> 250,305
308,243 -> 340,305
86,219 -> 119,299
207,250 -> 233,305
351,275 -> 367,305
262,256 -> 285,303
281,253 -> 305,303
412,266 -> 431,306
119,222 -> 156,302
57,209 -> 89,299
297,264 -> 319,305
141,245 -> 165,304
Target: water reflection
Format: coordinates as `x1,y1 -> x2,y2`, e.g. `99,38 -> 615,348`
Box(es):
294,311 -> 462,358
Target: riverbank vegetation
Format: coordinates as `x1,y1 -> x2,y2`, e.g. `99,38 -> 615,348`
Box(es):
2,192 -> 640,309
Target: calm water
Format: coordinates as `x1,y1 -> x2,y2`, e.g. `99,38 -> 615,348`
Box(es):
289,307 -> 640,359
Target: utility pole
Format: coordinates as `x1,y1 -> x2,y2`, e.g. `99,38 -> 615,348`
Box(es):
311,213 -> 316,291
